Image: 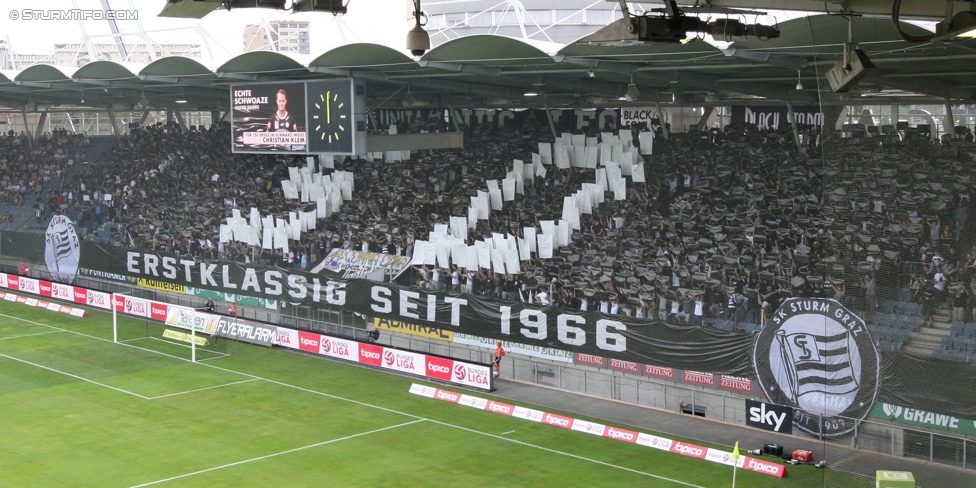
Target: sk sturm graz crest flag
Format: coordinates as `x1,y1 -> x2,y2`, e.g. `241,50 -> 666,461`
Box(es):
44,215 -> 80,284
754,298 -> 880,437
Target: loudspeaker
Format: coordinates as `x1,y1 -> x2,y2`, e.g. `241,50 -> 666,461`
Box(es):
826,49 -> 875,92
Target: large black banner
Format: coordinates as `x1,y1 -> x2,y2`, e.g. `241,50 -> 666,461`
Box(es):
878,351 -> 976,420
371,108 -> 620,132
730,105 -> 824,130
2,230 -> 753,375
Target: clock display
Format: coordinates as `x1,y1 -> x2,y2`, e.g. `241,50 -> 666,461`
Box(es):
307,79 -> 356,154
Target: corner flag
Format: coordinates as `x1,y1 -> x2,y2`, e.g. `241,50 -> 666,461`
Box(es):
732,441 -> 740,488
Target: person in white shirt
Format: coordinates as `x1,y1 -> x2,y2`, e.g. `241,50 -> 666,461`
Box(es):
934,268 -> 947,292
610,299 -> 620,315
668,300 -> 681,322
931,251 -> 944,272
451,268 -> 460,292
535,290 -> 551,306
692,296 -> 704,326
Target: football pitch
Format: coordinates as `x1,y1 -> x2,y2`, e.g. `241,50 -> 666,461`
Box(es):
0,300 -> 871,487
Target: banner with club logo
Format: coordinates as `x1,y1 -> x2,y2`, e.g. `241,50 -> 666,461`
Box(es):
754,298 -> 880,437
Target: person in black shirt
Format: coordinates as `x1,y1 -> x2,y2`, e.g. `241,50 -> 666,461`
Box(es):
268,89 -> 298,132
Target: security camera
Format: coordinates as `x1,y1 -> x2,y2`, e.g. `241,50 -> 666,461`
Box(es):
406,23 -> 430,57
407,1 -> 430,57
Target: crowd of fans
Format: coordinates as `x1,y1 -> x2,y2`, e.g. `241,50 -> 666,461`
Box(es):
0,129 -> 89,207
25,115 -> 976,336
53,122 -> 318,266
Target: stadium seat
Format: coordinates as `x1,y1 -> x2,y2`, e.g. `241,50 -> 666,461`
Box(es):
952,322 -> 966,337
965,323 -> 976,339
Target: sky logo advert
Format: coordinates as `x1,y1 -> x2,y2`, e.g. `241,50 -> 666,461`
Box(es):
745,400 -> 793,434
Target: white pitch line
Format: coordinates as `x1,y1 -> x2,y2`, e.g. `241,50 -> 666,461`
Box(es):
0,312 -> 706,487
0,313 -> 249,374
501,430 -> 516,435
212,375 -> 704,487
0,353 -> 151,400
128,419 -> 426,487
425,419 -> 705,488
0,330 -> 62,341
147,379 -> 259,400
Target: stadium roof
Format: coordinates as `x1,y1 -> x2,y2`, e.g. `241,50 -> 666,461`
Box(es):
0,12 -> 974,113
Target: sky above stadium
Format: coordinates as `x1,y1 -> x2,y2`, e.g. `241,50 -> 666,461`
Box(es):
0,0 -> 411,62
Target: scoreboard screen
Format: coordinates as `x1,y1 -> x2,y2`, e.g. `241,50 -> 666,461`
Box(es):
230,82 -> 307,153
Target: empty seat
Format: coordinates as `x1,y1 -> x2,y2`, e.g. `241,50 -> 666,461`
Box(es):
965,323 -> 976,339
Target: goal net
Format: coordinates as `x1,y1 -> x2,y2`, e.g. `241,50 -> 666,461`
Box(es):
111,293 -> 232,362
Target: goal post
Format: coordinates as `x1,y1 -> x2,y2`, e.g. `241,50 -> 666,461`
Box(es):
111,293 -> 230,362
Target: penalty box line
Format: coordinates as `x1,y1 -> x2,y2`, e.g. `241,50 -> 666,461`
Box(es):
0,313 -> 705,487
0,352 -> 257,402
146,379 -> 259,400
0,352 -> 152,400
0,313 -> 255,401
128,419 -> 426,487
0,330 -> 64,341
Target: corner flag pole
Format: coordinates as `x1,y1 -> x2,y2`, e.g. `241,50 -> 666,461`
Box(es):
732,441 -> 740,487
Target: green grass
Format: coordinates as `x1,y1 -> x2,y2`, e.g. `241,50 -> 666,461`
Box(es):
0,300 -> 871,487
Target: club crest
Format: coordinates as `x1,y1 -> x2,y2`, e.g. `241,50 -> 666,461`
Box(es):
44,215 -> 81,284
754,298 -> 880,437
